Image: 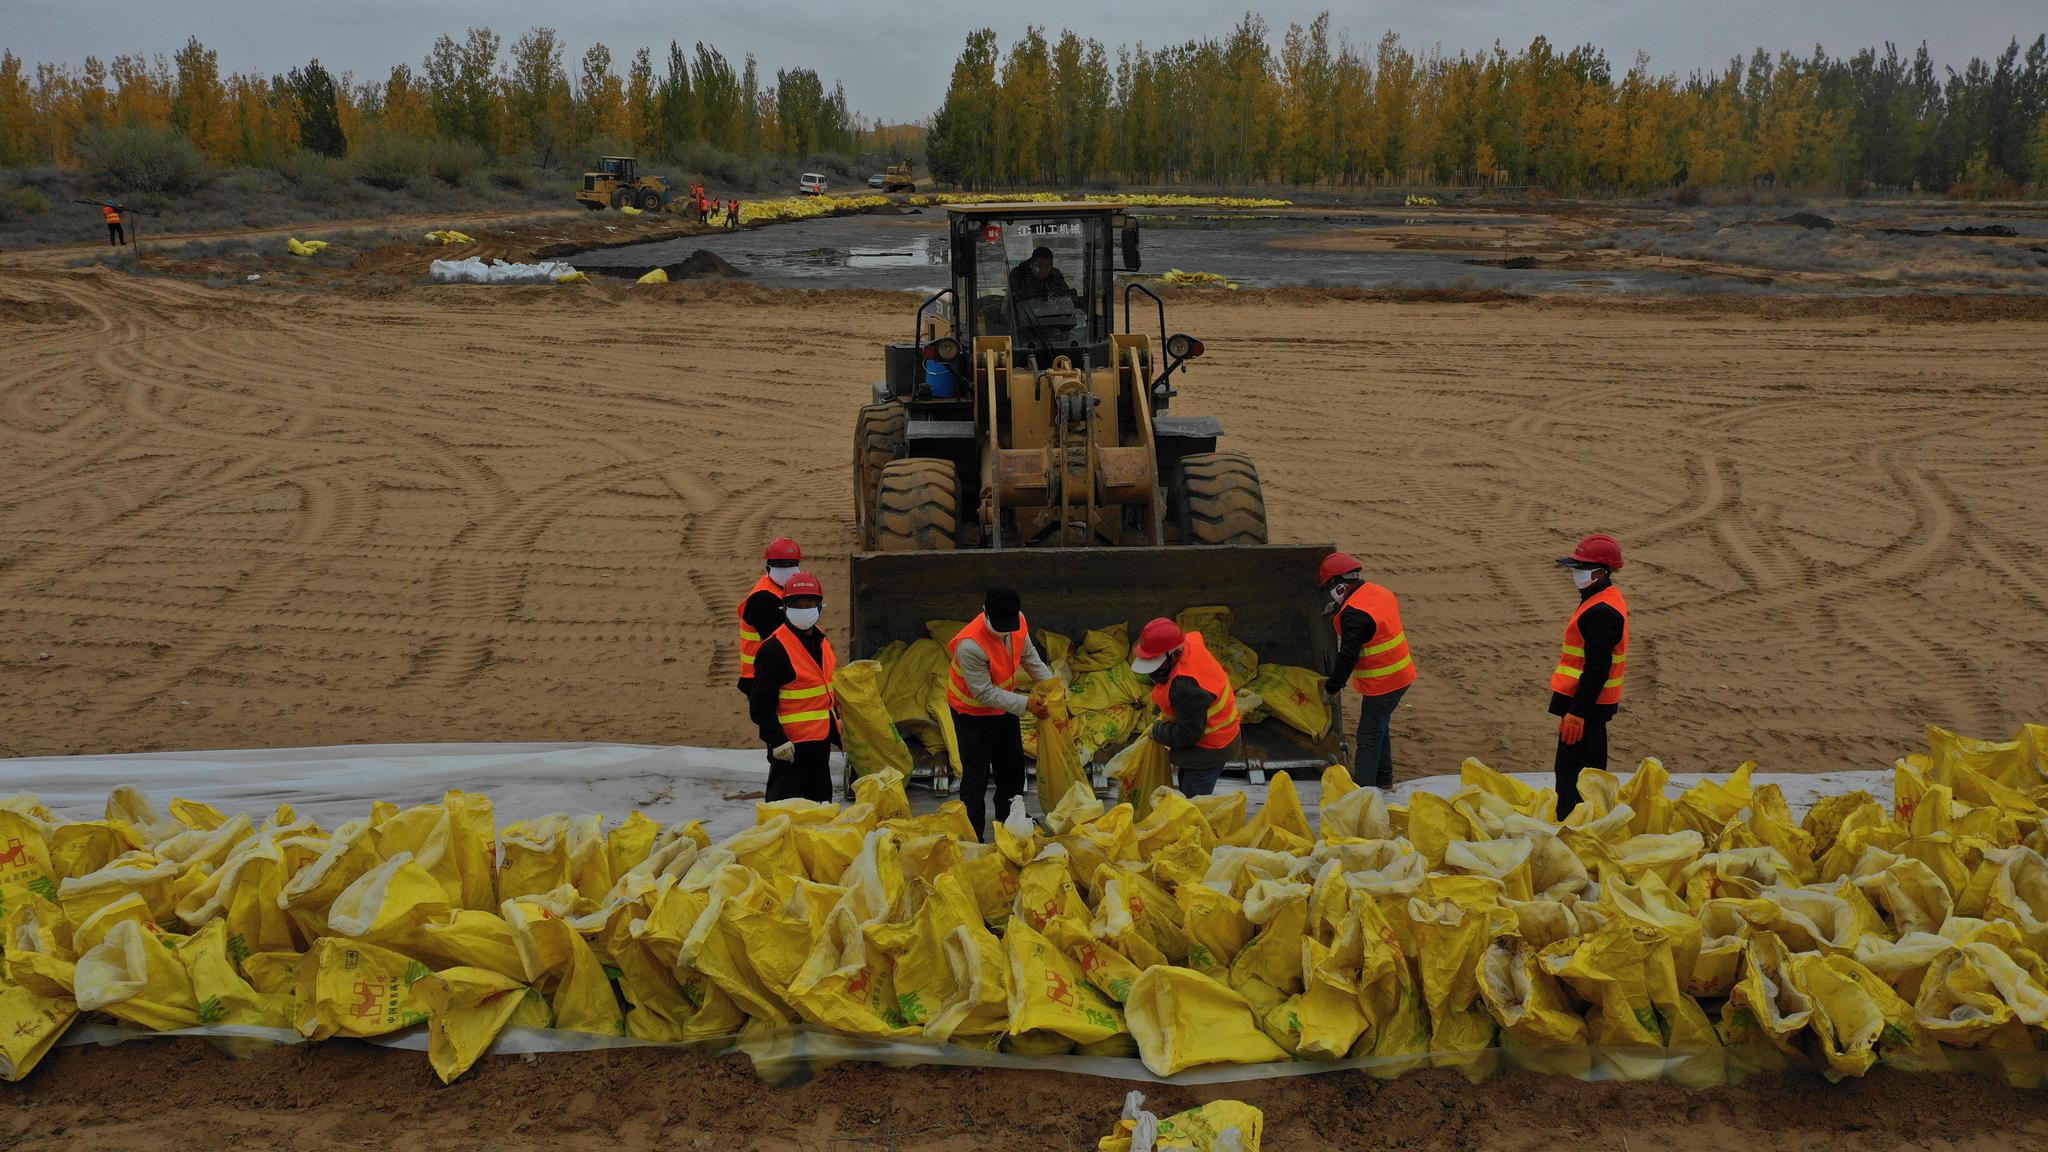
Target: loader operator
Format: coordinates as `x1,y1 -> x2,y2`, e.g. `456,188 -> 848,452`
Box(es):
1319,552 -> 1416,790
1008,245 -> 1075,302
747,570 -> 840,803
945,587 -> 1055,840
736,537 -> 804,694
1129,619 -> 1242,797
1550,533 -> 1630,818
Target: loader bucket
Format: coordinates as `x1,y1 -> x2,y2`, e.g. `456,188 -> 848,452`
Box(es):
848,545 -> 1341,770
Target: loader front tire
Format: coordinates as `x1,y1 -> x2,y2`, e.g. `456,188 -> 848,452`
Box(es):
1173,453 -> 1268,545
854,402 -> 907,549
875,459 -> 959,552
637,188 -> 664,211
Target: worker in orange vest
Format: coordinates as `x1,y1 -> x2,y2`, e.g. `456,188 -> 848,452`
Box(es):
1319,552 -> 1416,789
945,587 -> 1054,839
746,570 -> 837,802
1551,534 -> 1630,818
726,198 -> 740,230
1130,618 -> 1242,796
102,204 -> 125,246
736,537 -> 803,695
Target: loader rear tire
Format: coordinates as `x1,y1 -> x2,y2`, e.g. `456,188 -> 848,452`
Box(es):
854,402 -> 907,549
875,459 -> 958,552
1173,453 -> 1268,546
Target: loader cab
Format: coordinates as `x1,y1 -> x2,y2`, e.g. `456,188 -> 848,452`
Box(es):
596,156 -> 636,183
949,204 -> 1120,364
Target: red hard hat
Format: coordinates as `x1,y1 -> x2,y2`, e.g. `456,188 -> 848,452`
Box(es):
1318,552 -> 1364,588
1130,618 -> 1185,673
1559,533 -> 1624,571
782,570 -> 824,598
764,537 -> 802,563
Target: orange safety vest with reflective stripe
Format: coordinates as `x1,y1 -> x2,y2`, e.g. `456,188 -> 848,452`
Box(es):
1150,632 -> 1240,750
1550,585 -> 1628,705
735,574 -> 783,684
771,624 -> 837,742
945,611 -> 1030,717
1335,582 -> 1416,696
102,206 -> 120,224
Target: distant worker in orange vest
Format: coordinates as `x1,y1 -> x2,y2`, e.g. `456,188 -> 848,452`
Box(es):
736,537 -> 803,695
726,199 -> 740,230
1319,552 -> 1416,789
102,204 -> 125,246
1551,533 -> 1630,818
1130,618 -> 1242,797
747,570 -> 838,802
946,587 -> 1054,839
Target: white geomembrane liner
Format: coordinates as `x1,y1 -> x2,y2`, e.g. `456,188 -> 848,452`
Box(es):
10,741 -> 1897,1081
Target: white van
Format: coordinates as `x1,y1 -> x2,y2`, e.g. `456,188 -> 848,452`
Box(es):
799,173 -> 827,195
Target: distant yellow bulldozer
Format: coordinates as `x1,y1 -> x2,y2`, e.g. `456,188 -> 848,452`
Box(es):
881,160 -> 917,193
576,156 -> 674,212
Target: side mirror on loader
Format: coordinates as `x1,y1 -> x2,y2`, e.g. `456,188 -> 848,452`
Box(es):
950,233 -> 973,278
1121,224 -> 1142,272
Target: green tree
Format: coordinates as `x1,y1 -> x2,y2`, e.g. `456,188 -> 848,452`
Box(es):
284,59 -> 347,156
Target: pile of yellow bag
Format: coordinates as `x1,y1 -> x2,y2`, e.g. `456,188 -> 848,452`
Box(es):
1159,269 -> 1240,290
858,608 -> 1327,787
5,722 -> 2048,1090
736,194 -> 892,225
424,230 -> 475,245
284,238 -> 329,258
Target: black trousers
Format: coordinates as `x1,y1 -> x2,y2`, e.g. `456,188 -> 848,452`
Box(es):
765,739 -> 834,803
1553,714 -> 1610,820
953,709 -> 1025,840
1353,687 -> 1406,788
108,222 -> 124,246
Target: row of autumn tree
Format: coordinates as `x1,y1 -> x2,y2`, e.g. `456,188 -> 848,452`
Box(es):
0,28 -> 871,172
927,16 -> 2048,194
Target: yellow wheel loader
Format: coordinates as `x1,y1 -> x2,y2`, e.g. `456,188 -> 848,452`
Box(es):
881,160 -> 917,193
575,156 -> 674,212
850,203 -> 1338,775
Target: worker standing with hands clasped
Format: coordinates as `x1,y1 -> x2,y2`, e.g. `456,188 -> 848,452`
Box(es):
1130,619 -> 1242,797
1550,534 -> 1629,820
736,538 -> 803,695
1319,552 -> 1416,789
946,588 -> 1054,840
747,571 -> 839,802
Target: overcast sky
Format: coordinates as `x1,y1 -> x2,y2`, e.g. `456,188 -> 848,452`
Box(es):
7,0 -> 2043,122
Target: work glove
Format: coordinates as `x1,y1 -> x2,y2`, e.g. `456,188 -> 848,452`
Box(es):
1323,680 -> 1345,699
771,741 -> 796,763
1558,714 -> 1585,746
1027,697 -> 1050,720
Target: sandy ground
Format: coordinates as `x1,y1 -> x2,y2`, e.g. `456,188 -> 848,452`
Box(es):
2,271 -> 2043,773
5,226 -> 2048,1144
7,1040 -> 2045,1151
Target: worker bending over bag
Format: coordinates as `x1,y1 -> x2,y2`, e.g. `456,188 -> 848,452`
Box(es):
1129,618 -> 1243,796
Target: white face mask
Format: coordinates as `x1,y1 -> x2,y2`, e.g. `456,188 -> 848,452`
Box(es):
767,564 -> 797,587
1571,568 -> 1600,590
785,606 -> 821,629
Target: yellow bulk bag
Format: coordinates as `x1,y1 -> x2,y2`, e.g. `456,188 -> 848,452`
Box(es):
47,821 -> 141,881
1798,952 -> 1937,1079
1125,965 -> 1288,1076
292,937 -> 432,1039
0,811 -> 57,914
1032,680 -> 1093,813
832,659 -> 914,779
286,237 -> 328,257
1004,919 -> 1125,1044
1480,934 -> 1590,1072
1243,665 -> 1330,739
1107,737 -> 1173,820
636,267 -> 667,283
0,978 -> 74,1081
326,852 -> 454,953
1101,1094 -> 1266,1152
421,966 -> 532,1083
1070,624 -> 1131,673
606,810 -> 660,881
73,918 -> 202,1031
503,897 -> 624,1036
1409,896 -> 1501,1071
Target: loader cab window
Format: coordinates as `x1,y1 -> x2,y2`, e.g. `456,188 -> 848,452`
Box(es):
967,216 -> 1106,358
